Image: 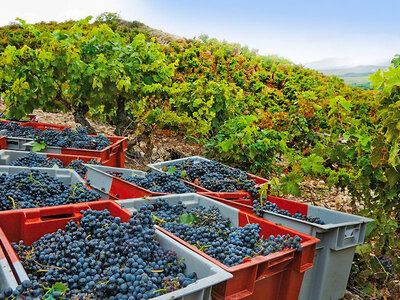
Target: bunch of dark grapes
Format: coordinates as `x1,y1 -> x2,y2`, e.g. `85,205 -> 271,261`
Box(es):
9,152 -> 99,178
7,208 -> 196,299
162,160 -> 259,197
10,152 -> 64,168
34,127 -> 111,150
0,170 -> 100,211
380,256 -> 394,280
253,197 -> 325,225
152,199 -> 303,267
113,171 -> 193,194
66,159 -> 100,178
0,121 -> 41,138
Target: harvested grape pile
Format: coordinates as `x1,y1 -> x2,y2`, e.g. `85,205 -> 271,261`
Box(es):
9,208 -> 196,299
112,171 -> 193,194
151,199 -> 303,267
10,152 -> 99,178
162,160 -> 259,196
0,122 -> 110,150
10,151 -> 64,168
0,121 -> 40,138
0,170 -> 100,210
253,197 -> 325,225
35,127 -> 110,150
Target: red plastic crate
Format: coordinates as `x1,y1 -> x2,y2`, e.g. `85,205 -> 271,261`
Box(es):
44,153 -> 101,166
20,121 -> 70,131
85,165 -> 209,200
27,114 -> 38,122
0,136 -> 7,149
130,195 -> 319,299
58,136 -> 128,167
201,192 -> 309,216
0,201 -> 131,284
19,122 -> 128,167
159,214 -> 318,299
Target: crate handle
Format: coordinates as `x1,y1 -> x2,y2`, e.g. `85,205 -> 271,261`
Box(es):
344,227 -> 355,238
267,253 -> 293,268
110,143 -> 121,154
24,204 -> 90,223
41,213 -> 74,221
333,224 -> 362,250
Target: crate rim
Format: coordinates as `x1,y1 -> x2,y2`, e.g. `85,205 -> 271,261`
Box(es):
84,164 -> 169,196
201,192 -> 374,230
24,136 -> 128,153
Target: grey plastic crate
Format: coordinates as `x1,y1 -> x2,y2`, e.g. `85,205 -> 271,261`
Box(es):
0,166 -> 109,200
0,247 -> 19,294
84,164 -> 147,194
1,228 -> 231,300
256,201 -> 373,300
148,156 -> 210,173
5,137 -> 32,151
117,193 -> 240,225
154,230 -> 232,299
0,127 -> 34,150
0,165 -> 84,185
24,141 -> 62,154
0,150 -> 57,165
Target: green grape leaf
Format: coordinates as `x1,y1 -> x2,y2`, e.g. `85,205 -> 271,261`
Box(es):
386,167 -> 400,187
365,221 -> 376,238
53,282 -> 67,293
370,136 -> 386,168
42,282 -> 67,299
339,97 -> 353,111
32,141 -> 46,152
179,213 -> 197,225
300,154 -> 324,174
166,166 -> 176,175
279,172 -> 303,196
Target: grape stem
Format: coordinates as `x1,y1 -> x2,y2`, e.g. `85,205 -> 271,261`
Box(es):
8,196 -> 16,209
32,258 -> 67,270
152,288 -> 167,294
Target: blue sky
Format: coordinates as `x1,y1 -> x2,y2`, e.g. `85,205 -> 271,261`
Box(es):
0,0 -> 398,67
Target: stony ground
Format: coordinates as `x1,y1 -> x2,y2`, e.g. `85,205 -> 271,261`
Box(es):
29,109 -> 365,299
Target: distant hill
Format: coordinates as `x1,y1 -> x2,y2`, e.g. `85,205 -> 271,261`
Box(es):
304,63 -> 389,89
318,65 -> 388,76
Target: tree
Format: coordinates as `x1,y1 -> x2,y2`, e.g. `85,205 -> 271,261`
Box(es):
0,17 -> 175,135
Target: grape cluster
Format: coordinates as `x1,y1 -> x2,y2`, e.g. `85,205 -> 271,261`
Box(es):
9,152 -> 100,178
35,127 -> 110,150
380,256 -> 394,280
253,197 -> 325,225
65,159 -> 100,178
10,152 -> 64,168
8,208 -> 196,299
0,170 -> 100,211
152,199 -> 303,267
112,171 -> 193,194
0,122 -> 111,150
0,121 -> 40,138
162,160 -> 259,197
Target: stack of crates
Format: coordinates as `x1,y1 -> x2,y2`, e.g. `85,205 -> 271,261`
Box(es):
0,118 -> 372,300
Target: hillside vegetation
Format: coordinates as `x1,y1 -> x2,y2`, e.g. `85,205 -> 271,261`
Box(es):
0,13 -> 398,298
